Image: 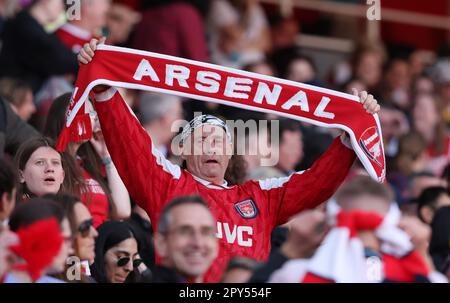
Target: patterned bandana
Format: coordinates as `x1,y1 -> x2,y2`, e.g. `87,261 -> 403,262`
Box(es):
180,115 -> 232,144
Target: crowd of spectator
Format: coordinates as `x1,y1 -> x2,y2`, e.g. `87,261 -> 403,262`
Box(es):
0,0 -> 449,283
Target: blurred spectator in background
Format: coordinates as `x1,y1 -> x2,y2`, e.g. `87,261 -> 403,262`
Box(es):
417,187 -> 450,225
127,200 -> 155,272
412,74 -> 435,96
350,42 -> 386,93
409,50 -> 435,79
91,220 -> 145,283
268,176 -> 446,283
342,78 -> 367,95
429,206 -> 450,275
105,0 -> 140,46
138,92 -> 183,158
390,132 -> 427,184
0,0 -> 19,35
273,119 -> 303,176
392,148 -> 416,187
267,14 -> 300,78
0,78 -> 35,121
44,93 -> 131,227
221,257 -> 260,283
207,0 -> 270,68
6,198 -> 72,283
244,60 -> 275,77
210,61 -> 274,122
153,196 -> 218,283
412,93 -> 450,176
44,193 -> 98,282
0,97 -> 39,158
14,137 -> 67,201
56,0 -> 111,54
243,126 -> 282,181
286,54 -> 320,86
0,157 -> 16,228
400,171 -> 447,216
379,105 -> 409,158
133,0 -> 208,62
0,0 -> 78,93
430,59 -> 450,125
249,209 -> 327,283
381,58 -> 412,111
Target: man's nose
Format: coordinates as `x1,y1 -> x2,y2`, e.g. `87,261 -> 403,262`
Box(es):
203,143 -> 217,155
189,231 -> 204,248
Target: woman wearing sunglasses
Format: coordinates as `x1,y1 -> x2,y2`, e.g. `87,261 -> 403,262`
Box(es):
91,220 -> 145,283
44,194 -> 99,282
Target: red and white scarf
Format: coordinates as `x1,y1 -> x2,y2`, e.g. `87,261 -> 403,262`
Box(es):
268,201 -> 433,283
57,44 -> 386,182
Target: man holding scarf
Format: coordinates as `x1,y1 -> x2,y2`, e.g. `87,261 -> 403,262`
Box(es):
77,39 -> 380,282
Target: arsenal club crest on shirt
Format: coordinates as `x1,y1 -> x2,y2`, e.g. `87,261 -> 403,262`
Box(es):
359,126 -> 384,168
234,199 -> 258,219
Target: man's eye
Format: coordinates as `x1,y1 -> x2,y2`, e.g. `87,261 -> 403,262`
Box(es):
36,160 -> 44,165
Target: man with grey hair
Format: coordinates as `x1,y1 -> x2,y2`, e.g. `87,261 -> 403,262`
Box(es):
138,92 -> 183,157
153,195 -> 218,283
79,38 -> 381,282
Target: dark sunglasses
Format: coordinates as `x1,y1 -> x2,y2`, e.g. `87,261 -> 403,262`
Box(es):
78,219 -> 94,237
116,257 -> 143,268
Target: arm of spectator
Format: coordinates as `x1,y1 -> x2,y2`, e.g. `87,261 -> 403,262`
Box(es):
262,135 -> 356,226
1,97 -> 39,156
280,210 -> 329,259
90,131 -> 131,220
262,90 -> 378,226
79,39 -> 183,220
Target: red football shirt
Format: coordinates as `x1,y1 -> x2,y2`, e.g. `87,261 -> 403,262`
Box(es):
79,166 -> 109,228
94,89 -> 356,282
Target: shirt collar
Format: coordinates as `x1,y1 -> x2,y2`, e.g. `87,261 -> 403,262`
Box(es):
191,174 -> 229,189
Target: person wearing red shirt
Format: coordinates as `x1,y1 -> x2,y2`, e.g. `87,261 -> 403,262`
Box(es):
56,0 -> 110,53
78,39 -> 380,282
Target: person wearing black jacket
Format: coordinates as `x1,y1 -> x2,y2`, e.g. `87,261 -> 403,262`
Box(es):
0,0 -> 78,93
0,97 -> 39,158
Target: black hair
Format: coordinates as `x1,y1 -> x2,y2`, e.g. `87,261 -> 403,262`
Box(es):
157,195 -> 209,234
417,187 -> 449,222
9,198 -> 65,232
91,220 -> 139,283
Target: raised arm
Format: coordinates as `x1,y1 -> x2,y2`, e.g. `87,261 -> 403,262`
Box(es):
78,39 -> 182,217
261,90 -> 380,226
89,131 -> 131,220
